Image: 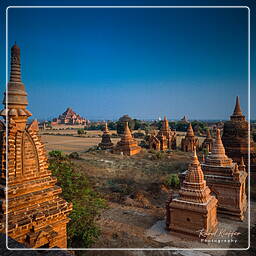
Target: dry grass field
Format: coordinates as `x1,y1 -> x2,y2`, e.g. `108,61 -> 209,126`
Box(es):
40,129 -> 252,252
40,129 -> 206,153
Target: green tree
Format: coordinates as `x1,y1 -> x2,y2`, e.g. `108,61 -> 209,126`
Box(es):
164,174 -> 180,188
116,115 -> 135,134
48,151 -> 106,248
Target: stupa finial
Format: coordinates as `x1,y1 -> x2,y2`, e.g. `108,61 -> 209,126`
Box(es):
233,96 -> 243,116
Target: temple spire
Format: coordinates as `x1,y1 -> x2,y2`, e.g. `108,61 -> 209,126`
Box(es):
191,147 -> 200,165
0,43 -> 31,129
103,122 -> 109,133
233,96 -> 243,116
123,121 -> 132,137
162,116 -> 169,130
186,123 -> 194,137
211,129 -> 226,156
206,129 -> 212,139
10,43 -> 22,82
231,96 -> 245,121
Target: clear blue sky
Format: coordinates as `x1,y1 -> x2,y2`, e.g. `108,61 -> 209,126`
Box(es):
1,0 -> 255,121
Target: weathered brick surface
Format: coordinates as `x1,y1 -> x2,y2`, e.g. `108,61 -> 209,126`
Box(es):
202,129 -> 214,153
201,129 -> 247,221
166,150 -> 218,238
222,96 -> 256,172
181,123 -> 199,152
0,44 -> 72,249
148,116 -> 176,151
98,122 -> 114,150
114,122 -> 141,156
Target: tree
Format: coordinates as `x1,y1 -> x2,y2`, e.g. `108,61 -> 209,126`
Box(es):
48,151 -> 106,248
116,115 -> 135,134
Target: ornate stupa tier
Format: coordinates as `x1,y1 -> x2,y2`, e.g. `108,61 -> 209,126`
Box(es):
179,150 -> 212,204
205,129 -> 233,167
0,43 -> 31,126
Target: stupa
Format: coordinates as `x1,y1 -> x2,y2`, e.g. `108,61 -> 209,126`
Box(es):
0,44 -> 72,248
181,123 -> 199,152
114,121 -> 141,156
201,129 -> 247,220
149,116 -> 176,151
222,96 -> 256,172
202,129 -> 214,153
166,149 -> 218,237
98,122 -> 114,150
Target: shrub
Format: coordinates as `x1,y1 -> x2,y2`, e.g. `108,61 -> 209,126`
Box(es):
139,140 -> 149,149
150,151 -> 167,160
133,132 -> 145,139
164,174 -> 180,188
77,128 -> 86,135
48,150 -> 67,160
69,152 -> 80,160
48,151 -> 106,248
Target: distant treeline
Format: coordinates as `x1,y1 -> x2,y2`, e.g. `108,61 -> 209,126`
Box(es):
86,117 -> 208,135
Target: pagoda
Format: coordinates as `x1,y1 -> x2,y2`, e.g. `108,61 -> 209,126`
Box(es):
52,107 -> 86,125
98,122 -> 114,150
148,116 -> 176,151
166,149 -> 218,238
181,123 -> 199,152
201,129 -> 247,221
114,122 -> 141,156
0,44 -> 72,248
202,129 -> 214,153
222,96 -> 256,172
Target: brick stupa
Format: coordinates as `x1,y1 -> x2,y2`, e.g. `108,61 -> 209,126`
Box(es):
166,149 -> 218,238
201,129 -> 247,220
181,123 -> 199,152
222,96 -> 256,172
98,122 -> 114,150
0,44 -> 72,248
149,116 -> 176,151
114,121 -> 141,156
202,129 -> 214,153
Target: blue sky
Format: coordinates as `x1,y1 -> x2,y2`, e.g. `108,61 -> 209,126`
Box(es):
0,0 -> 255,121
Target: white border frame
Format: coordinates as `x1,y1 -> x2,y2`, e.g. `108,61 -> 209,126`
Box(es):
5,5 -> 251,251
